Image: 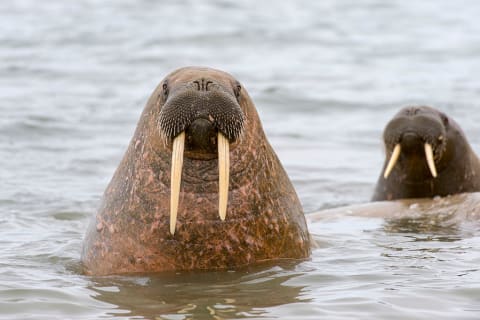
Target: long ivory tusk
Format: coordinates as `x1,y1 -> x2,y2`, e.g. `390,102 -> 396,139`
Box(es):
383,144 -> 401,179
170,131 -> 185,235
218,132 -> 229,221
424,143 -> 438,178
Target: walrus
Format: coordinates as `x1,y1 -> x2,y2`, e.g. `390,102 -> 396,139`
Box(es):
372,106 -> 480,201
81,66 -> 310,275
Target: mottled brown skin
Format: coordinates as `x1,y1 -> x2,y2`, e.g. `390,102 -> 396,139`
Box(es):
81,67 -> 310,275
373,106 -> 480,201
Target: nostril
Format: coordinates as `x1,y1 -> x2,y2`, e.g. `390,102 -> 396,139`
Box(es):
405,107 -> 420,116
192,79 -> 214,91
193,80 -> 201,91
205,81 -> 213,91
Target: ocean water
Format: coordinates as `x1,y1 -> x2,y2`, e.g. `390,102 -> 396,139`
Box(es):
1,0 -> 480,319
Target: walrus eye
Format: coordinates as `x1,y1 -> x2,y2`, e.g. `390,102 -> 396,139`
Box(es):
162,82 -> 169,98
234,84 -> 241,99
440,113 -> 449,127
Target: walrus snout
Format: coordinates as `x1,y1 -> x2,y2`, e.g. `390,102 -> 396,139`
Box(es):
158,80 -> 245,142
159,79 -> 246,234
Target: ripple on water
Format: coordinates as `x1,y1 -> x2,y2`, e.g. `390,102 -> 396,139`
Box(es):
2,0 -> 480,319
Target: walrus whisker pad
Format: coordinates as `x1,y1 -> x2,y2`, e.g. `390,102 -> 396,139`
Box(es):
158,89 -> 245,142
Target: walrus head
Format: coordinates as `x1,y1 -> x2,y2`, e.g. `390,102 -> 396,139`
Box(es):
156,68 -> 246,234
382,106 -> 448,180
372,105 -> 480,201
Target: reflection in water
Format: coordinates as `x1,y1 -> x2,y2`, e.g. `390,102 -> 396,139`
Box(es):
383,212 -> 461,237
89,261 -> 311,319
376,213 -> 478,275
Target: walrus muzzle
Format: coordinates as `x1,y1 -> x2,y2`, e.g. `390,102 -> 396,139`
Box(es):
158,80 -> 245,234
383,138 -> 438,179
382,108 -> 447,180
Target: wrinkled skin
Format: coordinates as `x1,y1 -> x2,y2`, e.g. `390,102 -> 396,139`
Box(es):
373,106 -> 480,201
81,67 -> 310,275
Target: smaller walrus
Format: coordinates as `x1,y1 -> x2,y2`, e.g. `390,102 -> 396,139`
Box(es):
81,66 -> 310,275
372,106 -> 480,201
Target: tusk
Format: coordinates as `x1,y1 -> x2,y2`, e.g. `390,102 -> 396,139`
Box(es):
170,131 -> 185,235
218,132 -> 230,220
424,143 -> 438,178
383,144 -> 401,179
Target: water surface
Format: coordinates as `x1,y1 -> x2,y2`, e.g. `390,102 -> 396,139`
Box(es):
1,0 -> 480,319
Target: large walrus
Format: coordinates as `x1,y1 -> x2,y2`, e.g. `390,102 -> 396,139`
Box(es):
81,67 -> 310,275
372,106 -> 480,201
